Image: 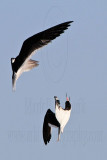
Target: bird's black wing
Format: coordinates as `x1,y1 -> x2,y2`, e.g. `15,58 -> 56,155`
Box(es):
43,109 -> 60,145
15,21 -> 73,70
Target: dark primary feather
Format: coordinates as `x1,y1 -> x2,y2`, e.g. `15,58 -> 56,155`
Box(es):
13,21 -> 73,72
43,109 -> 60,145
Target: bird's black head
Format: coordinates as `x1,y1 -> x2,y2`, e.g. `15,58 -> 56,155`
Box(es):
65,101 -> 71,110
11,58 -> 15,64
11,58 -> 15,70
65,96 -> 71,110
11,58 -> 16,91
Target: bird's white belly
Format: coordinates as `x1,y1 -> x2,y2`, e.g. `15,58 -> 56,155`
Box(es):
55,105 -> 71,132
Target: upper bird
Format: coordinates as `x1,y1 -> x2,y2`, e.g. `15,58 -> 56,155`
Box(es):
11,21 -> 73,90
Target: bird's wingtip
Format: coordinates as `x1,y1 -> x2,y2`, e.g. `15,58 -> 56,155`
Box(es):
67,20 -> 74,24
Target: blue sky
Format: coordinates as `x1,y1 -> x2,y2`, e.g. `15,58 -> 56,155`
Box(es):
0,0 -> 107,159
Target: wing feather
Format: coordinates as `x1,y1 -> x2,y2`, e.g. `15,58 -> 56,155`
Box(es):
43,109 -> 60,145
14,21 -> 73,72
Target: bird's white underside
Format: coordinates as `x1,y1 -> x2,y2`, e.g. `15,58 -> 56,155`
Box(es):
55,104 -> 71,133
13,50 -> 37,90
13,43 -> 48,90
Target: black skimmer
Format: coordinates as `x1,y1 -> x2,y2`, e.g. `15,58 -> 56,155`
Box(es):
43,95 -> 71,145
11,21 -> 73,90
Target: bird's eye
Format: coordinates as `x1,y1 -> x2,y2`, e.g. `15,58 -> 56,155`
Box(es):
11,58 -> 15,63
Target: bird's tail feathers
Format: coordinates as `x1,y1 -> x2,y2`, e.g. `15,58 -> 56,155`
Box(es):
57,127 -> 61,141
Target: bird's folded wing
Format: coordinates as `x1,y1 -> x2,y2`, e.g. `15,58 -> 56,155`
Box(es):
43,109 -> 60,145
43,109 -> 53,145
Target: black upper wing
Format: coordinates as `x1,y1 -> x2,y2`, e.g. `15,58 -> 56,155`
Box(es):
14,21 -> 73,72
43,109 -> 60,145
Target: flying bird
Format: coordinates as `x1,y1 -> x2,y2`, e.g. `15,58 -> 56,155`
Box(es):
43,95 -> 72,145
11,21 -> 73,90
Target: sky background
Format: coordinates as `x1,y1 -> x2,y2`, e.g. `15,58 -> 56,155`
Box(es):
0,0 -> 107,159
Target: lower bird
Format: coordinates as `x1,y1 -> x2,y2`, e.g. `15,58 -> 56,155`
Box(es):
43,95 -> 72,145
11,21 -> 73,90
